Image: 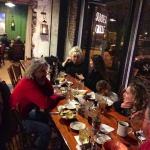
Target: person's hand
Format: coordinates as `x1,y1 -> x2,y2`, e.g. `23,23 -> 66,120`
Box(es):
62,56 -> 72,67
66,56 -> 72,63
104,140 -> 128,150
76,74 -> 85,81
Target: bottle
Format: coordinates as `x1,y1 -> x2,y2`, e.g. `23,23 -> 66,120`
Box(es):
92,116 -> 101,135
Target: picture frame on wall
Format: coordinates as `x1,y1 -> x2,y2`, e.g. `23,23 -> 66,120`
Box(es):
0,12 -> 5,35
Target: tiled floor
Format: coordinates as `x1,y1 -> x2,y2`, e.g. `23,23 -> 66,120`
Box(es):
0,60 -> 12,84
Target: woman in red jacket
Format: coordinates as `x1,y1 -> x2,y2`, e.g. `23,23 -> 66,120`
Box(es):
10,58 -> 63,150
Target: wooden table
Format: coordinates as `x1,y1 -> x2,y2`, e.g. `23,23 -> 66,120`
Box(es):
51,76 -> 139,150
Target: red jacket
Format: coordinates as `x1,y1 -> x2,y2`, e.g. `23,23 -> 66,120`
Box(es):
10,78 -> 60,118
139,140 -> 150,150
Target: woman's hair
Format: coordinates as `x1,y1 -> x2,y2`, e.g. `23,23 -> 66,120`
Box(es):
69,46 -> 82,58
24,58 -> 48,79
96,80 -> 111,93
92,55 -> 105,72
91,55 -> 107,80
129,82 -> 148,112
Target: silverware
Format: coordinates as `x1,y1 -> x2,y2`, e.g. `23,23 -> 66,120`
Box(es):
50,112 -> 59,115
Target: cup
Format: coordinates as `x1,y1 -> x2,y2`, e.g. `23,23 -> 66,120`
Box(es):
117,121 -> 129,137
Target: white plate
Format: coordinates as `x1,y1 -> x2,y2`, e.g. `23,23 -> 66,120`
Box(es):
72,89 -> 87,97
57,105 -> 65,112
70,121 -> 86,131
64,103 -> 76,110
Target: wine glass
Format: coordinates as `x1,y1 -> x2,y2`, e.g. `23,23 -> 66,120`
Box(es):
98,97 -> 107,115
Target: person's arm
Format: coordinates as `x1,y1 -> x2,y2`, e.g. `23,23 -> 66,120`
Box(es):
62,56 -> 72,67
104,140 -> 128,150
75,73 -> 85,81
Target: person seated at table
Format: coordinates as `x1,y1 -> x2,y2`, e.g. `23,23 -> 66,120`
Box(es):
62,46 -> 85,77
0,78 -> 11,150
139,102 -> 150,150
96,80 -> 118,102
114,82 -> 148,117
77,55 -> 108,92
104,101 -> 150,150
11,36 -> 25,61
0,33 -> 10,48
10,58 -> 64,150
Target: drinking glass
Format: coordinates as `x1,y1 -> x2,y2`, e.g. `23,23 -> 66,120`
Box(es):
97,96 -> 107,115
79,128 -> 90,144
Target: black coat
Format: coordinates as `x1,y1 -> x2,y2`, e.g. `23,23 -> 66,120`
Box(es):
0,81 -> 11,145
84,70 -> 105,92
64,62 -> 85,77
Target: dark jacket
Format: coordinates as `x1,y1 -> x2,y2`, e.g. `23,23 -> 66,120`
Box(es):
84,70 -> 106,92
64,61 -> 85,77
113,100 -> 131,116
0,81 -> 11,146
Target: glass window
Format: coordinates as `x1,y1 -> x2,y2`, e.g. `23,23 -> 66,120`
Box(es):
81,0 -> 131,92
130,0 -> 150,94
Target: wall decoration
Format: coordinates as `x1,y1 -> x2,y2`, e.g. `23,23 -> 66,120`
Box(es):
40,11 -> 48,35
0,12 -> 5,35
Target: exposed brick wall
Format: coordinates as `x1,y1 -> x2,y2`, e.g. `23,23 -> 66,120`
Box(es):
68,0 -> 80,46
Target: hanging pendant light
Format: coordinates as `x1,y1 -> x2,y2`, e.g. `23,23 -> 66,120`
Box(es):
40,11 -> 48,35
11,15 -> 15,31
5,1 -> 15,7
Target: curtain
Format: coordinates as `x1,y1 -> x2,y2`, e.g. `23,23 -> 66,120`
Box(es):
0,2 -> 28,42
25,6 -> 32,58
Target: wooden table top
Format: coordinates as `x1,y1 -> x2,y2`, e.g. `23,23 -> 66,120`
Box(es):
51,76 -> 139,150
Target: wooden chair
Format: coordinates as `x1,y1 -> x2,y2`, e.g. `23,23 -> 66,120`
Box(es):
12,63 -> 22,82
7,66 -> 17,87
0,44 -> 5,66
5,109 -> 34,150
7,63 -> 22,87
19,58 -> 32,72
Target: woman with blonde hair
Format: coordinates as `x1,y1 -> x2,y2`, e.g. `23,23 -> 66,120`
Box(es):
62,46 -> 85,76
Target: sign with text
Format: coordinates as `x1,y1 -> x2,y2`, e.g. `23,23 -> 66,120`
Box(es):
92,6 -> 107,34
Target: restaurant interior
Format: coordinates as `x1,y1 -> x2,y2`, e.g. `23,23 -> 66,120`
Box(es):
0,0 -> 150,150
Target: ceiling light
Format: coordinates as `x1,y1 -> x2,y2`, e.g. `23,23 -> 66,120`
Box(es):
109,18 -> 116,22
5,1 -> 15,7
144,32 -> 148,35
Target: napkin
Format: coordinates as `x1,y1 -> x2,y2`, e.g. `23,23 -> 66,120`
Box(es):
74,135 -> 82,146
136,130 -> 146,141
86,92 -> 95,99
95,133 -> 111,144
69,99 -> 80,105
100,124 -> 115,134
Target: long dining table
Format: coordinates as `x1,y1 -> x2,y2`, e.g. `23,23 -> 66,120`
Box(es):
50,75 -> 139,150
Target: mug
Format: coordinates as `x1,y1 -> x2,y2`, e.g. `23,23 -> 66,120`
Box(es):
117,121 -> 129,137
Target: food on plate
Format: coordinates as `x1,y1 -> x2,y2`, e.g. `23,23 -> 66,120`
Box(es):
60,109 -> 76,119
72,89 -> 87,97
